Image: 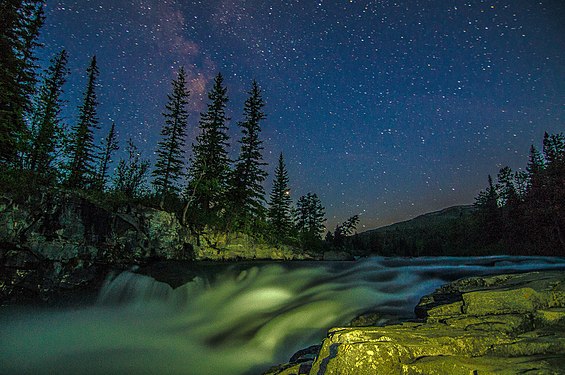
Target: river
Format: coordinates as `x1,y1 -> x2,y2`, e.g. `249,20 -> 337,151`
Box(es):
1,255 -> 564,374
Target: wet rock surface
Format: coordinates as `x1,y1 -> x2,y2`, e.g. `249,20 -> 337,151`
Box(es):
267,270 -> 565,375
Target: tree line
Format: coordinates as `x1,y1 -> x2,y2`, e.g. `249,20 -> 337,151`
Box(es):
351,132 -> 565,257
473,132 -> 565,255
1,0 -> 340,250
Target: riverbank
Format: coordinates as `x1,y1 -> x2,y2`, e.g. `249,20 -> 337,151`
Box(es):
266,270 -> 565,374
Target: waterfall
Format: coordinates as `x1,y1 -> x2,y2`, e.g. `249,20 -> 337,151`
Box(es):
1,256 -> 564,375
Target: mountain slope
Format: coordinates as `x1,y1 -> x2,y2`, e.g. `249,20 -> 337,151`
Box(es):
352,205 -> 478,256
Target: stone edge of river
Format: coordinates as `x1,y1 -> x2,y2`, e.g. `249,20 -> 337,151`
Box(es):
264,270 -> 565,375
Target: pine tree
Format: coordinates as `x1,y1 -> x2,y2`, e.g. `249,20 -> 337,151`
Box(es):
65,56 -> 100,189
268,153 -> 293,241
0,0 -> 44,166
114,139 -> 149,199
152,66 -> 190,206
496,166 -> 518,207
332,214 -> 360,248
474,175 -> 501,245
228,80 -> 268,230
541,132 -> 565,249
28,49 -> 69,176
296,192 -> 326,240
525,144 -> 545,196
334,214 -> 360,238
186,73 -> 230,224
94,121 -> 118,191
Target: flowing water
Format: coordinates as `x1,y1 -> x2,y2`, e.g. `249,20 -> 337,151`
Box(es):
1,256 -> 565,375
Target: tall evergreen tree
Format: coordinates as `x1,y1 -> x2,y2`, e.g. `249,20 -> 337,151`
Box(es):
186,73 -> 230,224
95,121 -> 118,191
114,139 -> 149,199
542,132 -> 565,165
296,192 -> 326,240
474,175 -> 501,246
228,80 -> 268,229
65,56 -> 100,189
496,166 -> 519,207
268,153 -> 293,241
541,132 -> 565,249
27,49 -> 69,175
152,66 -> 190,206
0,0 -> 44,166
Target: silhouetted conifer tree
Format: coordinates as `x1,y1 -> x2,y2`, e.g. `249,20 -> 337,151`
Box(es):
65,56 -> 100,189
152,66 -> 189,206
0,0 -> 44,166
114,139 -> 149,199
474,175 -> 501,245
541,132 -> 565,249
268,153 -> 293,241
496,166 -> 519,207
296,192 -> 326,240
186,73 -> 230,226
95,121 -> 118,191
27,49 -> 69,176
332,214 -> 360,248
228,80 -> 268,231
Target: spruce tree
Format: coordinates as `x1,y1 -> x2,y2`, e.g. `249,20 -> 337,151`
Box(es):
526,145 -> 545,190
268,153 -> 293,241
65,56 -> 100,189
296,192 -> 326,240
228,80 -> 268,230
152,66 -> 190,206
114,139 -> 149,199
186,73 -> 230,224
496,166 -> 519,207
0,0 -> 44,166
28,49 -> 69,175
95,121 -> 118,191
474,175 -> 501,245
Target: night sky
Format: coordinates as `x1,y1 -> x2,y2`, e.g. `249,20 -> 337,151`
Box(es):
37,0 -> 564,231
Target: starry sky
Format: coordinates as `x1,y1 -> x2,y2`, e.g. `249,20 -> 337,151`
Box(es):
37,0 -> 564,231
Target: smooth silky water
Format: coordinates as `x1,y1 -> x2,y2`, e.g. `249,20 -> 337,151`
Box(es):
1,256 -> 565,374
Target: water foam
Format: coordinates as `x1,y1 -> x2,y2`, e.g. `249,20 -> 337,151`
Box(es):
1,256 -> 564,374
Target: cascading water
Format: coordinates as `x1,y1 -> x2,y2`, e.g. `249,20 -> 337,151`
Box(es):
1,256 -> 565,374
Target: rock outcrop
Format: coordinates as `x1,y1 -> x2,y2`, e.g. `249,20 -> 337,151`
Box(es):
0,191 -> 193,304
193,231 -> 309,261
0,190 -> 308,304
267,271 -> 565,375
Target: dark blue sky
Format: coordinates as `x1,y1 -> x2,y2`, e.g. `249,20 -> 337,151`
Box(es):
37,0 -> 564,231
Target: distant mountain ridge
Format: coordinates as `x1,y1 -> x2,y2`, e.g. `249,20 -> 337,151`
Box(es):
352,205 -> 477,256
360,205 -> 476,236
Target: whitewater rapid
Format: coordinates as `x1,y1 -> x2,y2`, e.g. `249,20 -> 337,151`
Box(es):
1,256 -> 564,374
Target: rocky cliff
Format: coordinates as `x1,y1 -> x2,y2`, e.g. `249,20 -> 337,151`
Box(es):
267,270 -> 565,374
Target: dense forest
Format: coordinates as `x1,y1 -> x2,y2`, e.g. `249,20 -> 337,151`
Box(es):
0,0 -> 336,253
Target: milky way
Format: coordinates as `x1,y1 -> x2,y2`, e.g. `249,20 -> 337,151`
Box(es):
37,0 -> 564,230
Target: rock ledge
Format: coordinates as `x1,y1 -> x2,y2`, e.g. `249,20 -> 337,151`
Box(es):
267,271 -> 565,375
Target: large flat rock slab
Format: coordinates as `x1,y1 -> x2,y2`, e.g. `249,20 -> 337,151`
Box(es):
268,271 -> 565,375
